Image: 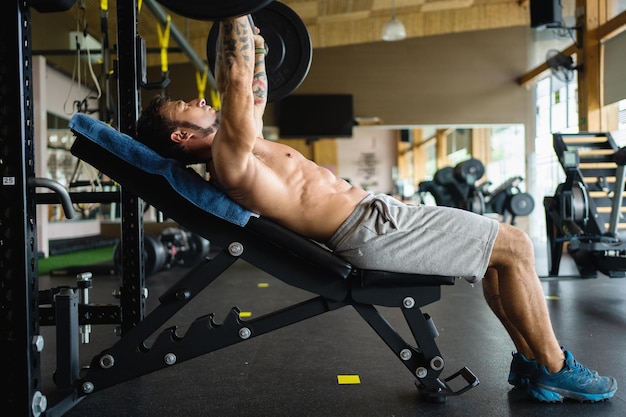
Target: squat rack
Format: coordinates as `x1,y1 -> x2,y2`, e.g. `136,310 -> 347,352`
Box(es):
1,1 -> 147,415
0,2 -> 41,415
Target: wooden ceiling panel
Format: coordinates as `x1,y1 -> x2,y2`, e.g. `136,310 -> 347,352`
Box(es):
421,0 -> 475,13
31,0 -> 529,74
318,0 -> 375,15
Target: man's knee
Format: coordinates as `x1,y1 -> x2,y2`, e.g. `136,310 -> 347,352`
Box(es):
491,224 -> 534,265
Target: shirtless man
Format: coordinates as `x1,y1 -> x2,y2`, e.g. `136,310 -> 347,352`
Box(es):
136,16 -> 616,403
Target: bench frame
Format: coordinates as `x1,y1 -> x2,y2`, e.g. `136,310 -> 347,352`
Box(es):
59,117 -> 479,410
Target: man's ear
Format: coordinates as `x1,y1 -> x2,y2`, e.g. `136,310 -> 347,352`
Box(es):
170,129 -> 188,144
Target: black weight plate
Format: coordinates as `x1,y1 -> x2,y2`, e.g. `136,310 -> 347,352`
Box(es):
113,235 -> 166,277
144,234 -> 167,276
454,158 -> 485,184
181,233 -> 211,266
508,193 -> 535,216
434,166 -> 455,186
207,2 -> 312,102
156,0 -> 274,20
28,0 -> 76,13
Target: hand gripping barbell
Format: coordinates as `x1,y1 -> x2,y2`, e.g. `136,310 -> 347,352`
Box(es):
205,2 -> 312,102
155,1 -> 312,103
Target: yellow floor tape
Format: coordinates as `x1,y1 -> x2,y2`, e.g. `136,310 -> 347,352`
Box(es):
337,375 -> 361,385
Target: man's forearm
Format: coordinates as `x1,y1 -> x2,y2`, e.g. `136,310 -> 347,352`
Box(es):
215,17 -> 255,94
253,50 -> 268,106
253,47 -> 268,132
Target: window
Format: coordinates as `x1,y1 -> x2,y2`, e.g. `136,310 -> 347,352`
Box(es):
486,125 -> 526,191
530,75 -> 578,239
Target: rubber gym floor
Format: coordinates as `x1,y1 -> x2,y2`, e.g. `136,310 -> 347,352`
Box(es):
38,240 -> 626,417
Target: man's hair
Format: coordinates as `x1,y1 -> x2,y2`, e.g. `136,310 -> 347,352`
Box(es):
136,95 -> 217,164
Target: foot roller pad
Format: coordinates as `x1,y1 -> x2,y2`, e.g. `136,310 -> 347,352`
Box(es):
417,367 -> 479,403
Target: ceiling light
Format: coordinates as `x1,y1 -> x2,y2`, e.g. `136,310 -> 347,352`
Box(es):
382,0 -> 406,41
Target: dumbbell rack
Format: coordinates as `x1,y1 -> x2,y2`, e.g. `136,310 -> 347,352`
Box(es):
545,132 -> 626,277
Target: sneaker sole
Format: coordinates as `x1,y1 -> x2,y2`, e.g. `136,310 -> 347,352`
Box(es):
528,383 -> 617,403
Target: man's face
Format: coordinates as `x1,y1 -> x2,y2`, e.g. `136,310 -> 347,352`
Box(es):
163,98 -> 220,159
164,97 -> 219,133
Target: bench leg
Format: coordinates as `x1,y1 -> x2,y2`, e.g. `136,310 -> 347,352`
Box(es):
353,303 -> 478,402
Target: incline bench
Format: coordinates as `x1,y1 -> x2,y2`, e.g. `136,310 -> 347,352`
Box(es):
67,113 -> 479,404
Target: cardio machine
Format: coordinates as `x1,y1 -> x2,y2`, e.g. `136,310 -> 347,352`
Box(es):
544,132 -> 626,278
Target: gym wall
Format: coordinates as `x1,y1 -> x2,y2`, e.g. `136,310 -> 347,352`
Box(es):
296,25 -> 533,127
157,25 -> 534,129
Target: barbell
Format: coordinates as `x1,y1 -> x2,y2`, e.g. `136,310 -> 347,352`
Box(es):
155,0 -> 311,102
205,2 -> 312,102
156,0 -> 274,20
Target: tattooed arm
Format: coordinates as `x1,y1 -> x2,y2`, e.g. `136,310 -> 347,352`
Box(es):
214,18 -> 266,137
211,16 -> 258,188
253,31 -> 268,136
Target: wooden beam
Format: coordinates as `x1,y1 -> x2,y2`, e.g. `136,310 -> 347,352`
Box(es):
517,44 -> 577,87
420,0 -> 474,13
412,129 -> 426,185
470,128 -> 491,165
576,0 -> 603,131
312,139 -> 339,174
436,129 -> 449,169
598,9 -> 626,41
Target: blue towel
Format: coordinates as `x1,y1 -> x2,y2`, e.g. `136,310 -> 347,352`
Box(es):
69,113 -> 253,227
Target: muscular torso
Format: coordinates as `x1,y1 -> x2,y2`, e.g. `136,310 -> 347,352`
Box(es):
209,138 -> 369,242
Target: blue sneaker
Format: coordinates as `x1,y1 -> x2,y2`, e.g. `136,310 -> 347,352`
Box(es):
508,352 -> 537,389
528,350 -> 617,403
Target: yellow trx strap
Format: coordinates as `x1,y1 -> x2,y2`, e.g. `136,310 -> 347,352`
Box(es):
210,89 -> 221,110
100,0 -> 108,12
157,15 -> 171,74
195,67 -> 208,100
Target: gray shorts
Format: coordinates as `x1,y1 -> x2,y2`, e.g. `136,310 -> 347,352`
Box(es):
325,193 -> 499,283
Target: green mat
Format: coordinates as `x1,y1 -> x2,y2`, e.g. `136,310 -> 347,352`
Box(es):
38,245 -> 116,276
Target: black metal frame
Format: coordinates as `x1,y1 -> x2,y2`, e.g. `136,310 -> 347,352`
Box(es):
116,0 -> 147,336
0,1 -> 146,415
544,132 -> 626,278
0,2 -> 43,416
69,251 -> 476,402
2,1 -> 477,415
